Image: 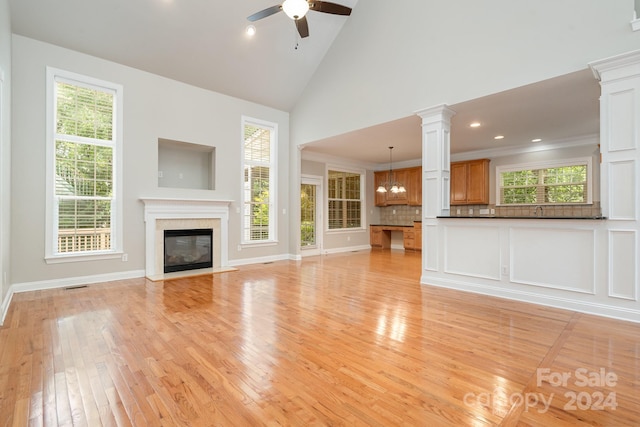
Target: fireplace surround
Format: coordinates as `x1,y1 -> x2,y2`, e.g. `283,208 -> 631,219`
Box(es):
140,198 -> 235,280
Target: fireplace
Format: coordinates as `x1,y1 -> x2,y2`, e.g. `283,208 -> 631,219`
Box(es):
140,198 -> 236,280
164,228 -> 213,273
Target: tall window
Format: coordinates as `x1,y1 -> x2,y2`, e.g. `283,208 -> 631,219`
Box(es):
242,117 -> 276,243
46,68 -> 123,261
497,158 -> 592,205
328,169 -> 363,230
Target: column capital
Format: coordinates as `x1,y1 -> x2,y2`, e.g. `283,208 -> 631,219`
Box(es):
589,49 -> 640,82
414,104 -> 456,124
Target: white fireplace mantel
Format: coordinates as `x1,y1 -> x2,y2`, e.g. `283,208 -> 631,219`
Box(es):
140,198 -> 233,279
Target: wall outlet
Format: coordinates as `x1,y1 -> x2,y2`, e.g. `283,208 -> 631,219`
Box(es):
479,208 -> 490,215
502,265 -> 509,275
456,209 -> 461,215
158,171 -> 163,178
393,209 -> 396,214
122,253 -> 128,262
491,208 -> 495,215
282,208 -> 286,215
347,236 -> 351,241
178,173 -> 184,179
415,209 -> 419,215
469,208 -> 474,215
237,245 -> 242,252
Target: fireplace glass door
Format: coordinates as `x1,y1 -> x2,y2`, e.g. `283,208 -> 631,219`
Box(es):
164,229 -> 213,273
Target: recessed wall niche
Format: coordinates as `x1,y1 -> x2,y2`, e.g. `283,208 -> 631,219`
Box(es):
158,138 -> 215,190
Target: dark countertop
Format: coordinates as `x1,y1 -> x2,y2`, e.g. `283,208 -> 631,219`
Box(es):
370,224 -> 415,227
437,216 -> 607,220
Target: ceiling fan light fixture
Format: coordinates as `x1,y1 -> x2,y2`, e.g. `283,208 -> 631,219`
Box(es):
282,0 -> 310,20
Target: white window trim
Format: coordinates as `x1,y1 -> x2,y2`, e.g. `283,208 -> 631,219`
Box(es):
325,165 -> 366,233
495,156 -> 593,206
240,116 -> 278,246
45,67 -> 124,263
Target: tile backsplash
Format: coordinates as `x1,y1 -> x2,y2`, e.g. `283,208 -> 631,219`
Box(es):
377,202 -> 602,224
452,202 -> 602,218
379,205 -> 422,225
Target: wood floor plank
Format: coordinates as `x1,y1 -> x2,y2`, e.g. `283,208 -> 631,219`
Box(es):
1,250 -> 638,426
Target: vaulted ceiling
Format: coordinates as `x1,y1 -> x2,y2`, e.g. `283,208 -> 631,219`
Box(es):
9,0 -> 359,111
9,0 -> 601,164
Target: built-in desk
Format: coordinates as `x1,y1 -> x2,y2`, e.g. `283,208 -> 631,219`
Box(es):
370,223 -> 421,251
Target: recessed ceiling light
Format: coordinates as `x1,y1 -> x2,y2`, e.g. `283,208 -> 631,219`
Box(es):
494,135 -> 504,140
469,122 -> 481,128
532,138 -> 542,142
246,25 -> 256,37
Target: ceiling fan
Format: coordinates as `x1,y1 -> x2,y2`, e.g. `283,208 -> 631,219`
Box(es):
247,0 -> 352,39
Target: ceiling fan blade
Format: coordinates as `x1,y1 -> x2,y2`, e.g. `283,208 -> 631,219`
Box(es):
309,1 -> 352,16
296,16 -> 310,38
247,5 -> 282,22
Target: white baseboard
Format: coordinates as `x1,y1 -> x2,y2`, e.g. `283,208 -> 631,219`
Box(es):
0,269 -> 146,326
323,245 -> 371,255
229,253 -> 293,267
421,275 -> 640,324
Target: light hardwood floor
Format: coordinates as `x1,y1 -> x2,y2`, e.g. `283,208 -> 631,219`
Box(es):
1,250 -> 639,426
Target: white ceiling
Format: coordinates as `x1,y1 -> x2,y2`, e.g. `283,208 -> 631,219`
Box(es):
9,0 -> 358,111
9,0 -> 601,166
302,68 -> 601,166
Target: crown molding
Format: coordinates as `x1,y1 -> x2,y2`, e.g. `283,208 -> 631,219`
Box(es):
451,134 -> 599,162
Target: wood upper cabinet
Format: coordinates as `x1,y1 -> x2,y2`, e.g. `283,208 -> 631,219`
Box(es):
386,169 -> 408,205
374,171 -> 389,206
374,166 -> 421,206
450,159 -> 490,205
407,167 -> 422,206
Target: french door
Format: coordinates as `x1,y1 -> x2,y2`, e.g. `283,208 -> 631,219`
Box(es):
300,175 -> 323,256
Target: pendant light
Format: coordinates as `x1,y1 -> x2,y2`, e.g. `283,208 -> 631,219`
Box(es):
376,146 -> 406,194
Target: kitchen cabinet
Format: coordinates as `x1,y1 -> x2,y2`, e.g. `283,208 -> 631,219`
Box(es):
371,225 -> 421,251
370,225 -> 389,248
403,228 -> 415,250
374,166 -> 421,206
414,222 -> 422,250
374,172 -> 388,207
386,169 -> 408,205
407,167 -> 422,206
450,159 -> 490,205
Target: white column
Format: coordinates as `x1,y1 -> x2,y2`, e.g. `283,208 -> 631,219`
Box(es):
416,105 -> 456,218
415,105 -> 455,273
590,50 -> 640,302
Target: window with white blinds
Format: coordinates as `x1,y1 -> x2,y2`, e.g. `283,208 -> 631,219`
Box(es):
497,158 -> 592,206
327,169 -> 363,230
242,117 -> 276,244
46,68 -> 123,261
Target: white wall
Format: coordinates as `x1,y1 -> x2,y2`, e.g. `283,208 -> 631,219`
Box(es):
10,35 -> 290,286
0,0 -> 11,312
291,0 -> 640,147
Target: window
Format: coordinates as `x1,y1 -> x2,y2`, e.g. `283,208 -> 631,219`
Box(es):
327,169 -> 363,230
46,68 -> 123,262
242,117 -> 276,244
497,158 -> 592,205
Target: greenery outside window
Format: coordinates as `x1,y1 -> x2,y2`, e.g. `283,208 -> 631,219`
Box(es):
327,169 -> 363,230
242,117 -> 276,244
497,158 -> 592,205
46,68 -> 123,262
